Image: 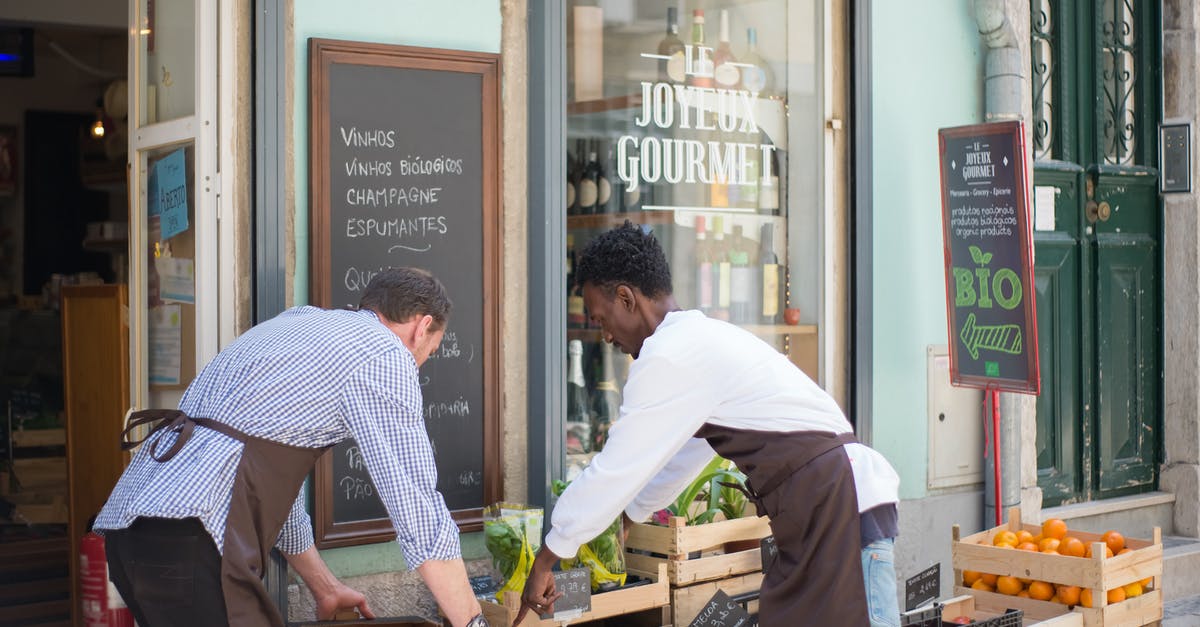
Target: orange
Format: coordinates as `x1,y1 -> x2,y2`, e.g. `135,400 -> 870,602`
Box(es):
1016,541 -> 1039,552
980,572 -> 998,586
1057,585 -> 1081,606
1060,537 -> 1086,558
1049,594 -> 1061,604
1016,530 -> 1035,544
1140,576 -> 1153,588
993,530 -> 1018,547
1042,518 -> 1069,541
1107,587 -> 1126,604
1122,582 -> 1143,598
1041,548 -> 1060,555
1017,589 -> 1031,598
996,576 -> 1023,595
1028,580 -> 1054,601
972,579 -> 995,593
1117,547 -> 1133,555
1038,537 -> 1061,552
962,570 -> 982,586
1032,533 -> 1045,544
1080,588 -> 1094,608
1101,530 -> 1126,554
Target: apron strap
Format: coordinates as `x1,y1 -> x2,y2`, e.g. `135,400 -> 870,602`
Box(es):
121,409 -> 248,462
744,431 -> 858,510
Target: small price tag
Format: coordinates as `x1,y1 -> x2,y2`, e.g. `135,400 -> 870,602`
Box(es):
688,590 -> 753,627
760,535 -> 778,576
904,562 -> 941,611
469,574 -> 497,597
539,568 -> 591,621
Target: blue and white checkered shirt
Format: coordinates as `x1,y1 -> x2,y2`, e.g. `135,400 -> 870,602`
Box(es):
94,306 -> 461,568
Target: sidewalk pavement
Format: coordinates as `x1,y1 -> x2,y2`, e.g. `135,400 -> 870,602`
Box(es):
1164,595 -> 1200,626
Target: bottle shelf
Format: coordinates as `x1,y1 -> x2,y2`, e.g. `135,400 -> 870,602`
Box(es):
567,94 -> 643,115
568,323 -> 814,344
567,211 -> 676,230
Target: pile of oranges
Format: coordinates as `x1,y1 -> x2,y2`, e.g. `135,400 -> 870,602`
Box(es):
960,518 -> 1152,607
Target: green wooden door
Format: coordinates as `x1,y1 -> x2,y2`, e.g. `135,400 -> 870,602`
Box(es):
1030,0 -> 1161,505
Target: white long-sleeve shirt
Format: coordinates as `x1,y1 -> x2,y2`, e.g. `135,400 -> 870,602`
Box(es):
544,310 -> 900,559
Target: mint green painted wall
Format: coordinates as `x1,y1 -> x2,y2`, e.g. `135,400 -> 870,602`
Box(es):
870,2 -> 985,500
291,0 -> 501,576
292,0 -> 502,305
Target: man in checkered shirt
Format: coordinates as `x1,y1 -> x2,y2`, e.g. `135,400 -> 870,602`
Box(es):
94,267 -> 488,627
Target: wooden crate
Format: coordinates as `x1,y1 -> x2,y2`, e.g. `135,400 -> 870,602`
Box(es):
482,563 -> 669,626
937,593 -> 1082,625
624,515 -> 771,586
670,571 -> 762,626
951,507 -> 1163,626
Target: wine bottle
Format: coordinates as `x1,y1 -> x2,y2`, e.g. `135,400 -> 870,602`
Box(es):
710,215 -> 731,320
591,343 -> 621,451
579,143 -> 600,215
741,28 -> 775,97
713,10 -> 741,90
657,7 -> 685,84
728,225 -> 756,324
759,223 -> 781,324
757,146 -> 780,214
567,234 -> 586,328
566,144 -> 578,215
687,10 -> 714,89
596,139 -> 612,213
695,215 -> 713,312
566,339 -> 592,454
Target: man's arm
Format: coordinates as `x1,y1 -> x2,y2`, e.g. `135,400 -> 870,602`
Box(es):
623,438 -> 718,523
417,558 -> 483,626
284,546 -> 376,620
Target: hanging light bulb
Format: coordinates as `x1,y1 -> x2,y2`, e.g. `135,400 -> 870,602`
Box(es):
91,98 -> 106,138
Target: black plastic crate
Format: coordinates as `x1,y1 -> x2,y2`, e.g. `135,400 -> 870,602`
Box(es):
901,601 -> 1024,627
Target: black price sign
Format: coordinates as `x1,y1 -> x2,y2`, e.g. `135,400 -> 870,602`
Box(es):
469,575 -> 497,597
688,590 -> 753,627
759,535 -> 777,576
904,563 -> 941,612
938,122 -> 1040,393
539,568 -> 591,620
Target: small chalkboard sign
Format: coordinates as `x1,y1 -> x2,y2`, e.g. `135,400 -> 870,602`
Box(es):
308,39 -> 503,548
759,535 -> 777,576
904,563 -> 941,611
540,568 -> 591,620
688,590 -> 753,627
469,575 -> 497,598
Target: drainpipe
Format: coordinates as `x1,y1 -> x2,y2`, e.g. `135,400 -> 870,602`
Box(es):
975,0 -> 1024,526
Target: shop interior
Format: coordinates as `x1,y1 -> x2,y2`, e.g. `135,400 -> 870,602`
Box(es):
0,15 -> 127,625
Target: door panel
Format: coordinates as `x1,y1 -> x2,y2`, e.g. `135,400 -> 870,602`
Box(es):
1034,232 -> 1082,501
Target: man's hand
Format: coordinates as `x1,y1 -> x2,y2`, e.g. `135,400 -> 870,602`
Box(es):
314,582 -> 376,620
514,548 -> 563,626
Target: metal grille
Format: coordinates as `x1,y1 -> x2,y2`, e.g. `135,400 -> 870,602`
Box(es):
1031,0 -> 1055,160
1100,0 -> 1138,165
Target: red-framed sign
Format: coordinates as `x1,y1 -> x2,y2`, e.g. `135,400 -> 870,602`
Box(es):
937,121 -> 1040,394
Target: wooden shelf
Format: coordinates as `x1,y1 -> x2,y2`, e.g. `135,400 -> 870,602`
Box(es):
82,236 -> 128,253
567,93 -> 643,115
566,211 -> 675,230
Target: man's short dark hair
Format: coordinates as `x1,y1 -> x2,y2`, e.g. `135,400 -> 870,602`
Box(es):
359,267 -> 452,329
575,221 -> 673,298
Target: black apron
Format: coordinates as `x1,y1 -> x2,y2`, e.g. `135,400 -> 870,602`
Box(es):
124,409 -> 329,627
694,424 -> 869,625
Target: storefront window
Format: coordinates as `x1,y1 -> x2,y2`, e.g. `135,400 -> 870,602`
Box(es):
563,0 -> 824,478
137,0 -> 196,126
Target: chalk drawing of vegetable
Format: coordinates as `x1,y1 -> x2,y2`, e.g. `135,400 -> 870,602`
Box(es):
969,245 -> 993,266
960,312 -> 1022,360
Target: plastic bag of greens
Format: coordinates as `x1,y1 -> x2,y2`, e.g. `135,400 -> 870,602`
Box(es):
482,502 -> 543,601
551,480 -> 627,592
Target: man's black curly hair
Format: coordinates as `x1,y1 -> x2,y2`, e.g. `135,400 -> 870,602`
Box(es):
575,221 -> 673,297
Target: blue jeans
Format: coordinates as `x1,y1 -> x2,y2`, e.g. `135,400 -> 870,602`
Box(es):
862,538 -> 900,627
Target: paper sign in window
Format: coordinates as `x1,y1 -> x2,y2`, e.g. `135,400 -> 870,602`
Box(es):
156,256 -> 195,304
149,305 -> 182,386
149,148 -> 190,240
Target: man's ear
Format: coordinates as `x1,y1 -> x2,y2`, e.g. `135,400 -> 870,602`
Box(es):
615,285 -> 637,312
414,314 -> 435,340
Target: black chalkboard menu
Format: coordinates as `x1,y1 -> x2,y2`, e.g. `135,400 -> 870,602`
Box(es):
937,122 -> 1040,393
308,39 -> 502,548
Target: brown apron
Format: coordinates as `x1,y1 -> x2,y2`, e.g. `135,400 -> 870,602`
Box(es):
694,424 -> 868,625
124,409 -> 329,627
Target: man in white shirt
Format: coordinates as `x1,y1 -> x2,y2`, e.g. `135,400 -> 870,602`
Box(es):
519,223 -> 901,626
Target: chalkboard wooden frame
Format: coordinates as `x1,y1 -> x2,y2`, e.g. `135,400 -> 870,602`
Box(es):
937,121 -> 1040,394
308,38 -> 502,547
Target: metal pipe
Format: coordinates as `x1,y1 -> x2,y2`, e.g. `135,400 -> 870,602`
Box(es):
975,0 -> 1026,525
